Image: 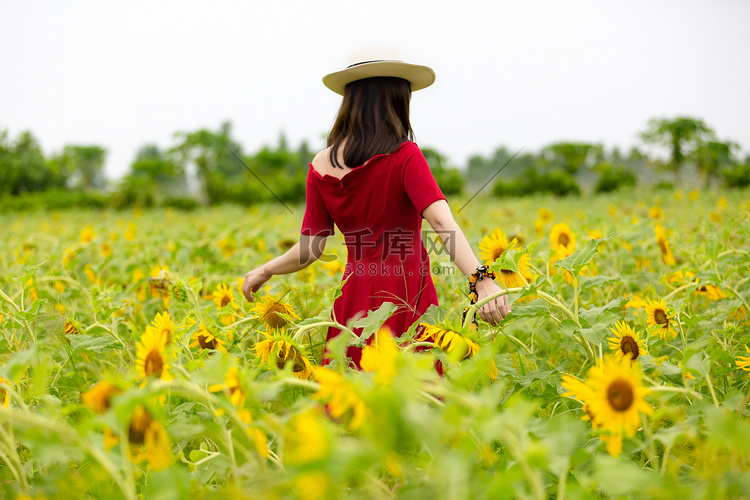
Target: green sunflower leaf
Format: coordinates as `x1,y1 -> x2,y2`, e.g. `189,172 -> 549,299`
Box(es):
554,235 -> 611,276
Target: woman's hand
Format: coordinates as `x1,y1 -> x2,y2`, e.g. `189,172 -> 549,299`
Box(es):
474,277 -> 511,326
242,266 -> 272,302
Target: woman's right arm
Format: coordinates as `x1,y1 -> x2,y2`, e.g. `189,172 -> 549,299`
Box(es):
242,234 -> 328,302
422,200 -> 510,325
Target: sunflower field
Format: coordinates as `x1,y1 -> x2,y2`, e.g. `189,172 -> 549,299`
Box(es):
1,187 -> 749,499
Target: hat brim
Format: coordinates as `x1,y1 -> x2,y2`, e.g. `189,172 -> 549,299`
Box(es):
322,61 -> 435,96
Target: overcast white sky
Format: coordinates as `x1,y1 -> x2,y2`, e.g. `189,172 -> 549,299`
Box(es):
1,0 -> 749,179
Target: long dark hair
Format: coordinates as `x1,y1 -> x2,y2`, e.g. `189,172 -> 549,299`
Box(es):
327,76 -> 415,169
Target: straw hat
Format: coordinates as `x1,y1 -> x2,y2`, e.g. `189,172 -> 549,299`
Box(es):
322,46 -> 435,95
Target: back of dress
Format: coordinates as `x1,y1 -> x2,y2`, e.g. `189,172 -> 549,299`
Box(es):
301,141 -> 446,367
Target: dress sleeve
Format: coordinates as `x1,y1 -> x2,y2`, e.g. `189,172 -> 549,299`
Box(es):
300,167 -> 335,236
401,143 -> 447,216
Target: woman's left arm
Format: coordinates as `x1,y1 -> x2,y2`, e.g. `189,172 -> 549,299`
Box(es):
422,200 -> 510,324
241,234 -> 327,302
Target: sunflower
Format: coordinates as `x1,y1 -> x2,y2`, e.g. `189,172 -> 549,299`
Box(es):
585,356 -> 653,437
538,208 -> 554,223
124,222 -> 137,241
607,321 -> 648,365
80,225 -> 96,243
478,229 -> 515,265
62,247 -> 77,266
667,269 -> 695,285
190,322 -> 227,353
648,206 -> 664,219
101,241 -> 113,258
314,368 -> 367,430
284,409 -> 331,465
549,223 -> 576,258
599,433 -> 623,457
251,291 -> 300,330
0,376 -> 10,407
321,258 -> 346,276
561,374 -> 595,413
128,405 -> 174,470
498,252 -> 534,288
695,284 -> 726,301
209,366 -> 245,407
217,238 -> 236,258
625,294 -> 648,312
360,327 -> 399,384
736,345 -> 750,372
644,299 -> 677,340
212,282 -> 236,309
654,224 -> 676,266
64,320 -> 79,336
149,311 -> 175,344
135,327 -> 173,381
82,381 -> 123,414
414,323 -> 479,360
534,219 -> 545,238
254,331 -> 314,379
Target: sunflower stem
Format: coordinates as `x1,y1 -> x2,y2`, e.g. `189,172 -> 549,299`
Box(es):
646,384 -> 704,401
417,389 -> 445,406
0,408 -> 136,500
461,287 -> 524,329
535,291 -> 580,327
727,284 -> 750,317
403,341 -> 437,353
640,413 -> 658,471
292,321 -> 358,343
663,283 -> 698,301
660,441 -> 674,475
278,377 -> 320,392
499,332 -> 532,355
0,288 -> 35,342
0,425 -> 27,490
221,315 -> 258,331
705,369 -> 720,407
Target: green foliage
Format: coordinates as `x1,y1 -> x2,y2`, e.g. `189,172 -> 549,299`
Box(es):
493,166 -> 581,197
0,187 -> 749,497
640,116 -> 715,184
0,130 -> 71,196
423,146 -> 465,195
594,162 -> 637,193
63,145 -> 108,191
541,142 -> 603,176
693,140 -> 738,187
721,162 -> 750,188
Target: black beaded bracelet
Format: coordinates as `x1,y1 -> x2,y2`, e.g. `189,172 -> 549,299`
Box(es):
462,265 -> 498,327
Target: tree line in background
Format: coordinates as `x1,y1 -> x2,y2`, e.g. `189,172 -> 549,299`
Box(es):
1,116 -> 748,211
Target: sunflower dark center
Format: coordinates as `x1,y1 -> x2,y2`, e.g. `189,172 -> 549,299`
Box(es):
620,336 -> 640,360
558,234 -> 570,247
128,410 -> 151,445
220,295 -> 231,308
145,350 -> 163,377
198,334 -> 218,350
658,239 -> 669,254
265,303 -> 289,329
276,348 -> 306,372
607,379 -> 634,412
654,309 -> 668,325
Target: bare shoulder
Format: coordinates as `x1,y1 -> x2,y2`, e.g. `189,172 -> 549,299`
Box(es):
312,147 -> 332,166
312,146 -> 351,176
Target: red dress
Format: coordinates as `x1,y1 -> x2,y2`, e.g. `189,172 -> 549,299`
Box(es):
300,141 -> 446,367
